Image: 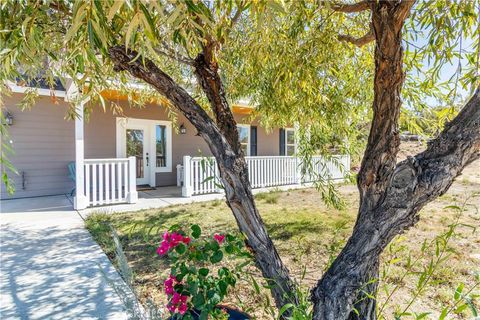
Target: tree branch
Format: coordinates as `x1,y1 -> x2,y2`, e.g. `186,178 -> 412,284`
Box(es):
152,46 -> 195,66
218,0 -> 246,45
320,0 -> 371,13
194,51 -> 242,154
108,45 -> 297,312
337,28 -> 374,47
108,46 -> 221,142
412,86 -> 480,197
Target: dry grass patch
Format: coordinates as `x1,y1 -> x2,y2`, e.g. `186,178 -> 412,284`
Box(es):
86,163 -> 480,319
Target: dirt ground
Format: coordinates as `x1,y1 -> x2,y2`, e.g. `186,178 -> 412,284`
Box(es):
86,142 -> 479,319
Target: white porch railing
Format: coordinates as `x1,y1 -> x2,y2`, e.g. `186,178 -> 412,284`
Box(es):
83,157 -> 138,207
180,155 -> 350,197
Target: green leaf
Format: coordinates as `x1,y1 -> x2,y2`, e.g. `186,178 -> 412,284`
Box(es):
415,312 -> 430,319
210,250 -> 223,263
198,268 -> 209,277
107,1 -> 124,21
125,12 -> 140,49
225,244 -> 234,254
250,275 -> 260,294
192,293 -> 205,308
199,310 -> 208,320
454,304 -> 468,314
218,280 -> 228,295
278,303 -> 294,317
175,243 -> 187,254
191,224 -> 201,238
454,283 -> 464,300
438,307 -> 448,320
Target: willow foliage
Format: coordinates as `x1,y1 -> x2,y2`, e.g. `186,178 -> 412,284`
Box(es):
0,0 -> 479,192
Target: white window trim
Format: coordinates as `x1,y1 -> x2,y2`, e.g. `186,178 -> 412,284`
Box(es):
285,127 -> 297,156
116,117 -> 173,187
237,124 -> 251,156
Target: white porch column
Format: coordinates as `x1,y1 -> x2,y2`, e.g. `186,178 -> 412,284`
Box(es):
182,156 -> 193,197
74,100 -> 88,209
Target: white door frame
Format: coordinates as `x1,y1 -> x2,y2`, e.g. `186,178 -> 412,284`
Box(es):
116,117 -> 172,187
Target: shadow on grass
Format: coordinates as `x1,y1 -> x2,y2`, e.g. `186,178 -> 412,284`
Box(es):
266,220 -> 329,241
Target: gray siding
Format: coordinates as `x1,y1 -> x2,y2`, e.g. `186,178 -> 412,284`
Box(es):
1,94 -> 74,199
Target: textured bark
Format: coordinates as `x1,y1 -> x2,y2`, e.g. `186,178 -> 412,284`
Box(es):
320,1 -> 370,13
193,51 -> 241,154
338,29 -> 374,48
312,1 -> 480,319
108,46 -> 298,311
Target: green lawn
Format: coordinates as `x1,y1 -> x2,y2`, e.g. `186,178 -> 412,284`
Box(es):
86,165 -> 480,319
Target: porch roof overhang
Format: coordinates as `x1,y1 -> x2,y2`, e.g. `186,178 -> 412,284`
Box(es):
100,89 -> 254,115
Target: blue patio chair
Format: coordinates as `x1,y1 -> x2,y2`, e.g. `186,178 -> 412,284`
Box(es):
68,162 -> 76,196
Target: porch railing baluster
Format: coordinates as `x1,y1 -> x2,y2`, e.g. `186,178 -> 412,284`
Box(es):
83,157 -> 137,208
180,155 -> 350,197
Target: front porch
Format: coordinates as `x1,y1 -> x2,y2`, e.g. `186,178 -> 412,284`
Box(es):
74,154 -> 350,210
71,97 -> 350,210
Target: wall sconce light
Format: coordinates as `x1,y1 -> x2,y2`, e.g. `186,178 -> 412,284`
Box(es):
3,112 -> 13,126
179,123 -> 187,134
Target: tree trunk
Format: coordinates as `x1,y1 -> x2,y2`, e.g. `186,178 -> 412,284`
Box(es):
108,46 -> 298,311
313,3 -> 412,317
312,87 -> 480,318
193,51 -> 299,309
312,1 -> 480,319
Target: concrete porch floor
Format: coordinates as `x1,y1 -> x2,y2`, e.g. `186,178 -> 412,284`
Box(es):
81,185 -> 226,215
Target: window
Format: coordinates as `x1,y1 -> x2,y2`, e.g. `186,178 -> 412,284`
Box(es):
237,125 -> 250,156
285,128 -> 296,156
126,129 -> 145,178
156,125 -> 167,167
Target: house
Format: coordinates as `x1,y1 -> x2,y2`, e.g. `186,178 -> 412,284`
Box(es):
1,81 -> 349,210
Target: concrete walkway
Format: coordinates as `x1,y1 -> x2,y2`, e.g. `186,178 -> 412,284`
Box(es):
0,195 -> 129,320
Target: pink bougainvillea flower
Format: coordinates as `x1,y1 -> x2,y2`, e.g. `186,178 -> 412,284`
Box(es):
163,277 -> 174,295
167,303 -> 176,313
169,232 -> 184,248
164,277 -> 173,288
158,231 -> 191,256
171,292 -> 181,304
163,274 -> 189,315
163,231 -> 170,241
213,234 -> 225,244
157,240 -> 170,255
178,302 -> 188,315
156,242 -> 169,256
164,286 -> 174,295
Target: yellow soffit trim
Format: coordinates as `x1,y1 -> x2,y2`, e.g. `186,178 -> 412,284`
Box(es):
100,89 -> 254,115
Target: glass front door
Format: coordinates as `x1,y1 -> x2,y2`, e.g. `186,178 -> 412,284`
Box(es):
126,127 -> 149,185
117,117 -> 172,188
